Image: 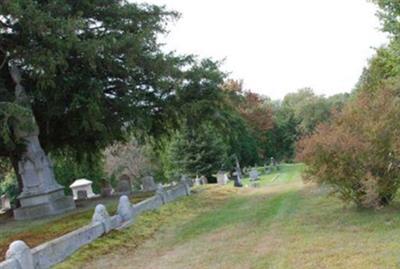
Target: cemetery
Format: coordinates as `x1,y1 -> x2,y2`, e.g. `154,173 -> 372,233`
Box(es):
1,0 -> 400,268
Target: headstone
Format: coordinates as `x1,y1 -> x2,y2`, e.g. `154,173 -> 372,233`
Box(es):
270,157 -> 280,171
217,172 -> 229,185
200,176 -> 208,185
180,175 -> 191,195
116,175 -> 132,194
10,65 -> 75,220
100,180 -> 113,197
194,176 -> 201,186
70,179 -> 97,200
249,168 -> 260,181
1,194 -> 11,211
142,176 -> 157,192
233,173 -> 243,188
234,157 -> 243,187
264,164 -> 271,174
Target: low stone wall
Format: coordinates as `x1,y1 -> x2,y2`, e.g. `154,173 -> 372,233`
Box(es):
164,184 -> 188,203
0,181 -> 191,269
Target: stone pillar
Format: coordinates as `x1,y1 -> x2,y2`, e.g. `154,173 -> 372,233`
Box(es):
5,241 -> 34,269
180,175 -> 191,196
117,196 -> 133,222
156,184 -> 166,204
92,204 -> 111,233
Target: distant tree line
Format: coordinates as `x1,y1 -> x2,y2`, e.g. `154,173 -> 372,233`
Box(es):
0,0 -> 350,200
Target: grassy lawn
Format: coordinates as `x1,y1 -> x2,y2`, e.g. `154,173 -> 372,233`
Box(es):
0,194 -> 151,261
237,163 -> 305,187
54,163 -> 400,269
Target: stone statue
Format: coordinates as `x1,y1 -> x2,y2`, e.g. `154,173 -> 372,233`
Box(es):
9,64 -> 75,220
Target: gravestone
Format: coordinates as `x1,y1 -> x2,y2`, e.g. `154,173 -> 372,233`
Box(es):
142,176 -> 157,192
116,175 -> 132,194
234,157 -> 243,187
233,173 -> 243,187
100,180 -> 113,197
217,172 -> 229,185
194,176 -> 201,186
249,168 -> 260,181
264,163 -> 271,174
77,190 -> 88,200
70,179 -> 97,200
200,176 -> 208,185
271,157 -> 280,171
10,65 -> 75,220
1,194 -> 11,211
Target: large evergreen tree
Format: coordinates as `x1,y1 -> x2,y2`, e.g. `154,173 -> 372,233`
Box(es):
164,124 -> 228,179
0,0 -> 193,186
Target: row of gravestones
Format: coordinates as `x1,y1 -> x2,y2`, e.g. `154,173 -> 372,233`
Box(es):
69,175 -> 159,201
0,174 -> 169,213
208,157 -> 280,189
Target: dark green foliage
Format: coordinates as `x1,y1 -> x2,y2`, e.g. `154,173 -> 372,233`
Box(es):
0,0 -> 183,159
52,152 -> 105,195
163,124 -> 228,178
282,88 -> 332,136
264,109 -> 299,161
0,173 -> 18,206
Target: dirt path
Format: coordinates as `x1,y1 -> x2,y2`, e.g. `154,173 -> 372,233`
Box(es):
83,182 -> 303,269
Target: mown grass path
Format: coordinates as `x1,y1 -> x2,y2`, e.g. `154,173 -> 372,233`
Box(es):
58,164 -> 400,269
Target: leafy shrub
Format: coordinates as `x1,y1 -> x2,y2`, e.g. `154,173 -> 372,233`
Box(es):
297,80 -> 400,208
0,173 -> 18,206
52,153 -> 106,195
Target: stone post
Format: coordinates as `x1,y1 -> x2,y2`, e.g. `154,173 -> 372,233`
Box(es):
92,204 -> 111,234
5,241 -> 34,269
156,184 -> 166,204
180,175 -> 191,196
117,196 -> 133,222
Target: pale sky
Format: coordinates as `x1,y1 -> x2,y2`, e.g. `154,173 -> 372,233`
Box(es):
146,0 -> 388,99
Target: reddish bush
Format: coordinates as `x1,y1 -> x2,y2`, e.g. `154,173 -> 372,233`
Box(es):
297,80 -> 400,208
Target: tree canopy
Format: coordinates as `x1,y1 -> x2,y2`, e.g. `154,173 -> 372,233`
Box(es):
0,0 -> 185,160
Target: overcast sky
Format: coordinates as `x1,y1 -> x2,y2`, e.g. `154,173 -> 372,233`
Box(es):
146,0 -> 388,100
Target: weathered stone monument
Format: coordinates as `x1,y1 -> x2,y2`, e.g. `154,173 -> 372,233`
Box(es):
70,179 -> 97,200
10,65 -> 75,220
217,171 -> 229,185
249,167 -> 260,181
1,194 -> 11,212
270,157 -> 279,171
200,176 -> 208,185
194,176 -> 201,186
142,175 -> 157,192
234,157 -> 243,188
117,195 -> 133,222
116,174 -> 132,194
100,179 -> 113,197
